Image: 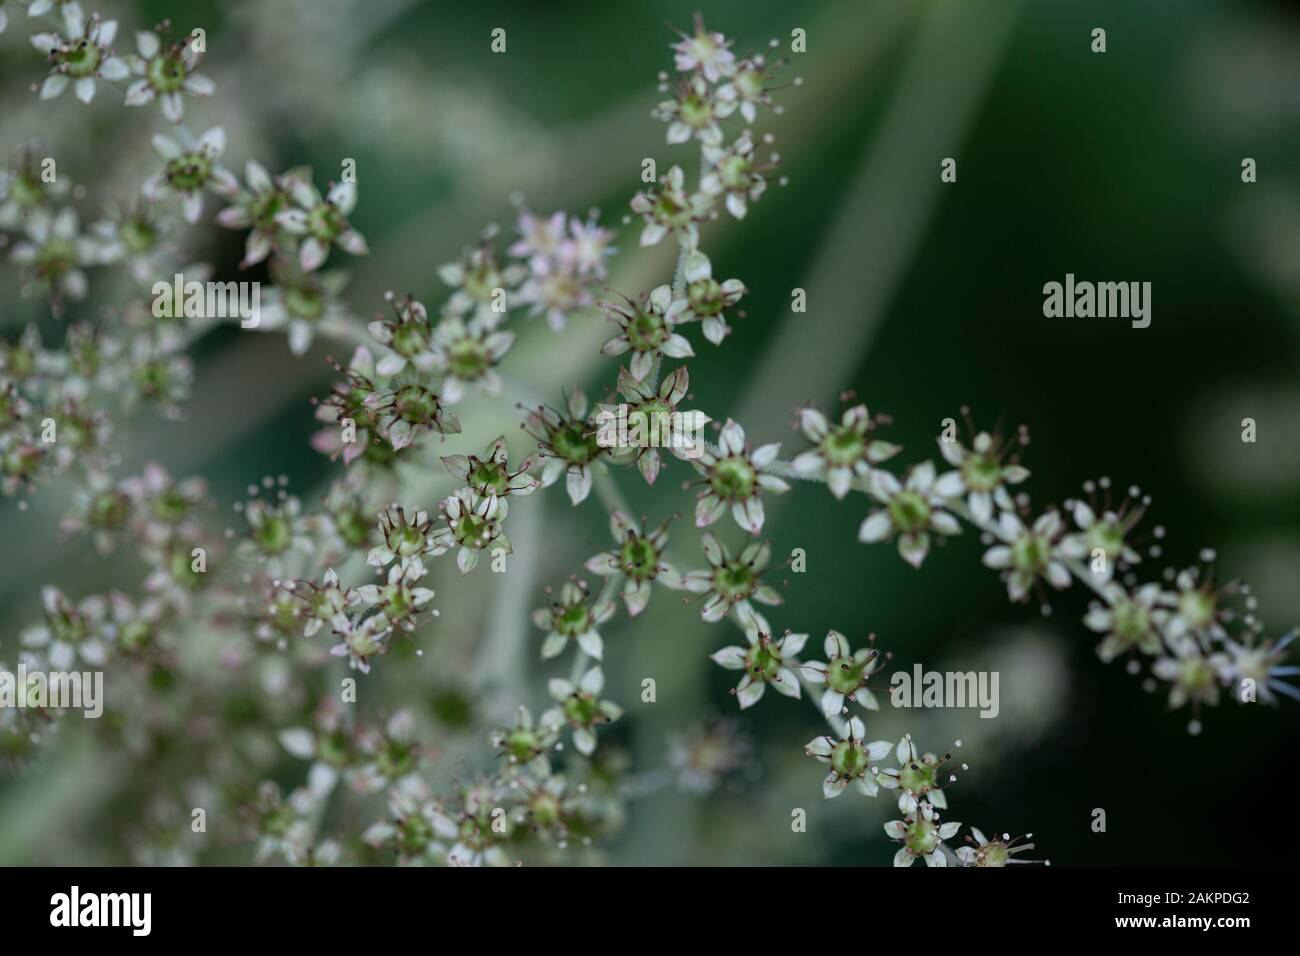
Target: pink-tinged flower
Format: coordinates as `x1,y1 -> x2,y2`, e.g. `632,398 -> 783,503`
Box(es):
700,131 -> 777,220
31,8 -> 129,104
216,161 -> 301,269
275,176 -> 368,272
716,54 -> 789,125
630,165 -> 710,248
670,13 -> 736,82
652,73 -> 734,146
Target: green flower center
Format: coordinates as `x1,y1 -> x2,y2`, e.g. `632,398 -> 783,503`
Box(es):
165,151 -> 213,193
119,620 -> 153,653
898,761 -> 936,796
1012,532 -> 1051,575
961,453 -> 1002,493
551,420 -> 600,465
904,817 -> 939,857
36,238 -> 75,280
687,277 -> 724,316
831,739 -> 868,778
1086,521 -> 1125,561
396,815 -> 433,857
454,513 -> 493,550
333,508 -> 372,548
12,173 -> 45,208
888,490 -> 931,533
1178,590 -> 1215,630
563,692 -> 600,727
736,68 -> 764,99
59,40 -> 102,78
626,308 -> 668,350
168,548 -> 206,590
714,561 -> 756,603
1112,598 -> 1150,644
285,285 -> 324,321
679,92 -> 712,127
254,515 -> 292,554
120,218 -> 156,255
447,338 -> 489,380
503,729 -> 539,761
377,740 -> 416,780
554,603 -> 592,637
464,263 -> 500,302
743,640 -> 781,681
308,203 -> 345,242
619,536 -> 659,579
89,491 -> 129,529
653,189 -> 692,226
709,455 -> 756,500
826,657 -> 866,695
720,155 -> 752,192
394,384 -> 440,424
147,52 -> 187,92
390,320 -> 428,357
389,523 -> 427,557
822,427 -> 865,468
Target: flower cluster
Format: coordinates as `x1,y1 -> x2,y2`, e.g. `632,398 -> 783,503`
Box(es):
0,8 -> 1289,873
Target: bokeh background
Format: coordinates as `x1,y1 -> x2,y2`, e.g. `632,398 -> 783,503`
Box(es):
2,0 -> 1299,865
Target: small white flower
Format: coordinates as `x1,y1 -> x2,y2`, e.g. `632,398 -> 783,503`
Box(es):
884,800 -> 961,867
804,715 -> 892,799
858,461 -> 961,568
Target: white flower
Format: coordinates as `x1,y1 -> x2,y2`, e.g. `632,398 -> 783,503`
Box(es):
629,165 -> 709,247
884,800 -> 961,867
691,418 -> 788,534
31,9 -> 129,105
798,628 -> 886,717
673,251 -> 745,345
700,131 -> 773,220
804,715 -> 892,799
540,666 -> 623,757
710,628 -> 805,709
858,461 -> 961,568
981,509 -> 1082,602
143,126 -> 238,224
932,428 -> 1029,524
670,14 -> 736,82
124,27 -> 214,122
685,533 -> 783,633
1084,582 -> 1165,662
275,177 -> 368,272
600,284 -> 692,381
793,403 -> 899,499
